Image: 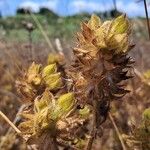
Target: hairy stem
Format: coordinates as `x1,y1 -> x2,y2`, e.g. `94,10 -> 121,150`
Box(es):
85,99 -> 97,150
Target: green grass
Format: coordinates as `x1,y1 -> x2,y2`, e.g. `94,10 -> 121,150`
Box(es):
0,14 -> 91,42
0,13 -> 147,42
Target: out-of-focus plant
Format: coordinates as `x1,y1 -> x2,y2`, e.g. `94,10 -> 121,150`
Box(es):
136,0 -> 150,39
143,70 -> 150,85
0,133 -> 16,150
9,14 -> 134,150
123,108 -> 150,150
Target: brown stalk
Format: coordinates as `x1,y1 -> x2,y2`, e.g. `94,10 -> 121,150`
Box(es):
28,29 -> 34,62
0,105 -> 26,149
85,88 -> 99,150
39,134 -> 58,150
85,101 -> 97,150
137,0 -> 150,39
55,38 -> 64,55
0,111 -> 21,134
143,0 -> 150,40
108,112 -> 127,150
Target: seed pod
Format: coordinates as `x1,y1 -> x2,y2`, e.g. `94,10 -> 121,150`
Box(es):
42,63 -> 57,77
110,14 -> 131,34
27,62 -> 42,85
87,14 -> 102,30
57,93 -> 75,115
44,73 -> 62,90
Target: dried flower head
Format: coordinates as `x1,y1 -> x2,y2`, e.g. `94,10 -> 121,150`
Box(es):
19,90 -> 75,138
16,62 -> 63,101
68,14 -> 134,125
17,14 -> 134,149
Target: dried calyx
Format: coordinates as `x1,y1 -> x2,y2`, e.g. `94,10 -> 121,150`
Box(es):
17,14 -> 134,149
17,55 -> 89,148
16,56 -> 63,102
68,14 -> 134,125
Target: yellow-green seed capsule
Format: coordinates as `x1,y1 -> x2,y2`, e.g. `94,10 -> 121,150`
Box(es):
42,63 -> 57,77
57,93 -> 75,114
110,14 -> 130,34
79,105 -> 90,118
45,73 -> 62,90
143,108 -> 150,120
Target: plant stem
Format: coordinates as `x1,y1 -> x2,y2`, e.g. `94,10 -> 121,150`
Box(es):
55,38 -> 64,55
113,0 -> 117,11
30,12 -> 55,53
39,134 -> 58,150
0,105 -> 28,149
143,0 -> 150,40
0,111 -> 21,134
49,137 -> 58,150
85,99 -> 97,150
109,112 -> 127,150
28,30 -> 34,62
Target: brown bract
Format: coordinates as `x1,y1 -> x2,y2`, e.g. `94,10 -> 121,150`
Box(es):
67,14 -> 134,123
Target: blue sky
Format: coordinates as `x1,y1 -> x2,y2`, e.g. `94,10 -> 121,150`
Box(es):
0,0 -> 149,17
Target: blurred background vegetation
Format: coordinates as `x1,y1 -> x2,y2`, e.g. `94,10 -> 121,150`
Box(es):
0,6 -> 148,43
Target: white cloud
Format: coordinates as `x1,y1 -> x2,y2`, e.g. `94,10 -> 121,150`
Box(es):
41,0 -> 58,11
117,1 -> 150,17
19,1 -> 40,12
18,0 -> 150,17
69,0 -> 112,14
69,0 -> 150,17
19,0 -> 58,13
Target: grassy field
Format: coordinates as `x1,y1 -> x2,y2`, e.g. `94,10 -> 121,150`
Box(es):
0,12 -> 148,43
0,13 -> 91,42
